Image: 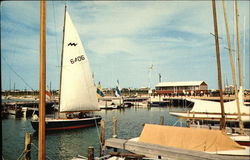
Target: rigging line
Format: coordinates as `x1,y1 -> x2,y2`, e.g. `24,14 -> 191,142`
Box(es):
2,55 -> 34,91
16,149 -> 26,160
31,143 -> 55,160
94,118 -> 102,146
52,1 -> 60,69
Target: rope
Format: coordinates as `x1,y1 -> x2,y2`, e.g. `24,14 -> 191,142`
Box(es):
94,117 -> 102,146
17,149 -> 26,160
173,119 -> 181,126
31,143 -> 38,150
17,149 -> 32,160
31,143 -> 54,160
2,55 -> 34,91
52,1 -> 60,69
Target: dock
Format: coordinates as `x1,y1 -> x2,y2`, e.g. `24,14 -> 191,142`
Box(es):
105,138 -> 250,160
2,100 -> 56,117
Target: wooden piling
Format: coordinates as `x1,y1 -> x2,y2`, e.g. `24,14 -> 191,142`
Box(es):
186,111 -> 191,128
112,117 -> 117,138
160,116 -> 164,125
88,146 -> 94,160
100,120 -> 105,156
24,132 -> 31,160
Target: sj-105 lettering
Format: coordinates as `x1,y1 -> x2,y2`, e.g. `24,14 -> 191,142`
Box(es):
70,55 -> 85,64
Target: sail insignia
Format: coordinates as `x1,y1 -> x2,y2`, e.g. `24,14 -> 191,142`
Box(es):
68,42 -> 77,46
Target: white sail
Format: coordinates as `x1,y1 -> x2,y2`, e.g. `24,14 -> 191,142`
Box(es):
188,98 -> 249,114
59,11 -> 99,112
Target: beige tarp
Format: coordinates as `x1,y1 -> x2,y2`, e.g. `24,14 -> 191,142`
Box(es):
139,124 -> 244,152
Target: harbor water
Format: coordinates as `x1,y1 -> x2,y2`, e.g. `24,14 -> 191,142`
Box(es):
2,106 -> 187,160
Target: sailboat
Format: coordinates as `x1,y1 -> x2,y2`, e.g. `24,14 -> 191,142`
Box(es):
31,6 -> 101,131
169,96 -> 250,126
99,80 -> 123,109
122,1 -> 250,157
170,0 -> 250,147
169,0 -> 250,127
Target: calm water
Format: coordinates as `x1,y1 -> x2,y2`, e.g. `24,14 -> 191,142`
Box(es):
2,107 -> 186,160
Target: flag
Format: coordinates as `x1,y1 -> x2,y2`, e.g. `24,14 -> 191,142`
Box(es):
115,80 -> 121,97
46,90 -> 51,100
97,81 -> 105,97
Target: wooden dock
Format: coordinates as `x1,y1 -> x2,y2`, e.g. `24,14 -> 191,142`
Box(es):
105,138 -> 249,160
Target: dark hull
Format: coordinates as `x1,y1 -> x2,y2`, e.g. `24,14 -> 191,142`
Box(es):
31,115 -> 102,131
236,141 -> 250,146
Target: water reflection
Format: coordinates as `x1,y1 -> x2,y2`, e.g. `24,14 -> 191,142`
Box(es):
3,107 -> 186,159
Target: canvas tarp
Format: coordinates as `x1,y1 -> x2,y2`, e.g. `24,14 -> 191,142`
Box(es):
139,124 -> 244,152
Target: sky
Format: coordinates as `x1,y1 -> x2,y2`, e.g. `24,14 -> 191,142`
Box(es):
1,1 -> 249,91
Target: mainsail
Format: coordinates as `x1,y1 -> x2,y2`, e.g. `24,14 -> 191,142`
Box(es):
59,11 -> 99,112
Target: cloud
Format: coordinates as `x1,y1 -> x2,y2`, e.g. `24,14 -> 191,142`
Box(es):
1,1 -> 249,90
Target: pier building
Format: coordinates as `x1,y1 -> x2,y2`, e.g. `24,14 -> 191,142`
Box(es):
155,81 -> 208,96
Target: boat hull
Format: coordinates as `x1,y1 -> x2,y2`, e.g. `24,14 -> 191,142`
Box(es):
31,115 -> 102,131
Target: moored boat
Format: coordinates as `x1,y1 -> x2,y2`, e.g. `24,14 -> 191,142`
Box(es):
31,115 -> 101,131
31,6 -> 101,131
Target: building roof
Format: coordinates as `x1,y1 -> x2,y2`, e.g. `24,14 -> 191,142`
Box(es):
155,81 -> 207,87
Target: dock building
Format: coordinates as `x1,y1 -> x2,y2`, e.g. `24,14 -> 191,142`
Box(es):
155,81 -> 208,96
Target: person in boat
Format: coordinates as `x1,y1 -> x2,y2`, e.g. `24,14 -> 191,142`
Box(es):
66,113 -> 74,119
78,112 -> 89,118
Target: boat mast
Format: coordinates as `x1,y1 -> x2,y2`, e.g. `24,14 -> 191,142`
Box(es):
58,5 -> 67,116
221,0 -> 244,134
211,0 -> 226,131
235,0 -> 245,134
39,0 -> 46,159
235,0 -> 243,88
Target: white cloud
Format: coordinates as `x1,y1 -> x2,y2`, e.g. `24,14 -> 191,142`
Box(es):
1,1 -> 249,89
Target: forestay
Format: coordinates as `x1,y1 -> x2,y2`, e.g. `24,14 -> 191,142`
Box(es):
60,11 -> 99,112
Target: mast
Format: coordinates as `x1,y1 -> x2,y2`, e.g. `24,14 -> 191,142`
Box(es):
58,5 -> 67,115
243,16 -> 245,83
39,0 -> 46,159
222,0 -> 244,134
211,0 -> 226,131
235,0 -> 243,88
235,0 -> 245,134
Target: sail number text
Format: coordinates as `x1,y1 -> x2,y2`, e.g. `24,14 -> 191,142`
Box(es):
70,55 -> 85,64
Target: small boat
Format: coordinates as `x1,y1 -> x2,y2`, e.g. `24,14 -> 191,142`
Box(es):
99,98 -> 123,110
229,133 -> 250,146
8,106 -> 23,117
169,95 -> 250,127
31,6 -> 101,131
133,124 -> 250,157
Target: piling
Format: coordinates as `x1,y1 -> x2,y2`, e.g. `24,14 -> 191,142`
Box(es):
186,111 -> 191,128
100,120 -> 105,156
87,146 -> 94,160
160,116 -> 164,125
112,117 -> 118,152
112,117 -> 117,138
24,132 -> 31,160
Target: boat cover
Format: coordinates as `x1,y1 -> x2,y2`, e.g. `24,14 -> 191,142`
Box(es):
139,124 -> 244,152
188,98 -> 250,114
